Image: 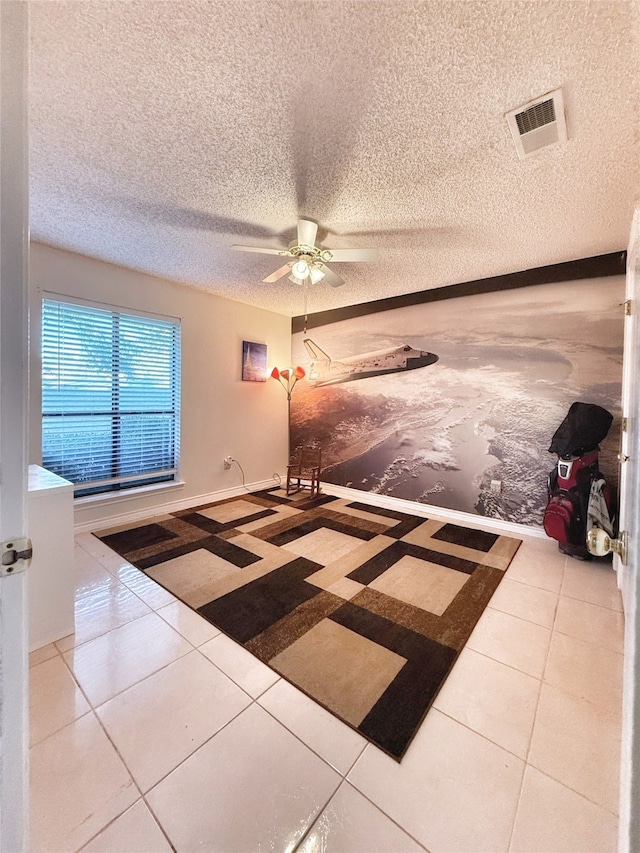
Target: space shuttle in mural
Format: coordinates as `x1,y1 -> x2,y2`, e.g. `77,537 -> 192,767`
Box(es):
303,338 -> 438,386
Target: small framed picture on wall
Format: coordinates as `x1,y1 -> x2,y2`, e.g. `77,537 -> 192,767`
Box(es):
241,340 -> 267,382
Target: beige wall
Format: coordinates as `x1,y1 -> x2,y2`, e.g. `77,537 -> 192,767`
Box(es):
29,243 -> 291,527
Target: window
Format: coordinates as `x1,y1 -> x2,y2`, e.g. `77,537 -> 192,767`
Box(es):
42,298 -> 181,498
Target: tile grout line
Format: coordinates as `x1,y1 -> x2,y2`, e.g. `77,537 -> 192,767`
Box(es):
466,631 -> 551,681
63,539 -> 161,652
291,776 -> 432,853
256,696 -> 366,778
59,611 -> 203,716
192,638 -> 280,703
505,555 -> 565,852
431,705 -> 535,766
520,762 -> 621,819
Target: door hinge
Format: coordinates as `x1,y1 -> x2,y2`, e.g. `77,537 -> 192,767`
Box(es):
1,538 -> 32,576
624,299 -> 632,316
622,417 -> 628,432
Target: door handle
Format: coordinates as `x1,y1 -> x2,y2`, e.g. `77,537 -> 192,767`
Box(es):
587,528 -> 627,564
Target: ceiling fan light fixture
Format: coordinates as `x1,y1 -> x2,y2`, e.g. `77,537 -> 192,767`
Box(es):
308,266 -> 325,284
292,259 -> 309,278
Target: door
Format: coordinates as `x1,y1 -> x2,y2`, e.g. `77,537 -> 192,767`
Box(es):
618,206 -> 640,851
0,4 -> 29,850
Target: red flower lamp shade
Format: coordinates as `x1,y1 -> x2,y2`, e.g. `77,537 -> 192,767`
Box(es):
270,365 -> 305,400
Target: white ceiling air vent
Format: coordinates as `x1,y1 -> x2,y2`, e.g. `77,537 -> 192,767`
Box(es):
505,88 -> 567,159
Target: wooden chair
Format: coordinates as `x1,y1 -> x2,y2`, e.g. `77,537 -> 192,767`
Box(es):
286,445 -> 322,497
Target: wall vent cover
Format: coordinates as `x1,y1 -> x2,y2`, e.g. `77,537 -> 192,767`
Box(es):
505,88 -> 567,159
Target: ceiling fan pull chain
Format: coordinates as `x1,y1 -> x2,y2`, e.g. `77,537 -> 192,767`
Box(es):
303,284 -> 308,334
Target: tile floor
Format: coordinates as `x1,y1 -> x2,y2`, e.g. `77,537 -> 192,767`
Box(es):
29,527 -> 624,852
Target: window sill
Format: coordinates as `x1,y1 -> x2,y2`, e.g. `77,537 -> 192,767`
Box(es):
74,479 -> 186,509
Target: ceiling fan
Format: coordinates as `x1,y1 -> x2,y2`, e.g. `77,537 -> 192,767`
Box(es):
231,218 -> 379,288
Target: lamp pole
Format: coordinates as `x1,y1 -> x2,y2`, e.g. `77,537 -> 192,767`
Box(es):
270,366 -> 305,455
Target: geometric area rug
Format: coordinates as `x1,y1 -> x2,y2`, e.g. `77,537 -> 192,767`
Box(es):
94,489 -> 521,761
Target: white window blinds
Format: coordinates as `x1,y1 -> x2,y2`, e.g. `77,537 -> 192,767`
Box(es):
42,298 -> 181,497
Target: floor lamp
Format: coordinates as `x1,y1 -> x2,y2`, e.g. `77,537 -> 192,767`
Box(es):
270,365 -> 306,454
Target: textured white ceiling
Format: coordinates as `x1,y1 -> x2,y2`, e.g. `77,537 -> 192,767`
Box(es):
29,1 -> 640,317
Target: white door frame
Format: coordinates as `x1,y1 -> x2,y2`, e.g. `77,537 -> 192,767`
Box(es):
0,3 -> 30,850
618,208 -> 640,851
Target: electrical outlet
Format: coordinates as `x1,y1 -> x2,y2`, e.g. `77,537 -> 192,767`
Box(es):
223,456 -> 233,469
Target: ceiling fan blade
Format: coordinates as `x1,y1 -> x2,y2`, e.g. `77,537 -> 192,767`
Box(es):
324,247 -> 380,262
262,263 -> 292,283
231,245 -> 289,256
317,263 -> 344,288
297,219 -> 318,248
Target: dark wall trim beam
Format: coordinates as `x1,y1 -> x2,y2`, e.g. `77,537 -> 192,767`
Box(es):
292,250 -> 627,333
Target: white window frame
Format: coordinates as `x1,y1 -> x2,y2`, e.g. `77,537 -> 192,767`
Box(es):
41,294 -> 182,499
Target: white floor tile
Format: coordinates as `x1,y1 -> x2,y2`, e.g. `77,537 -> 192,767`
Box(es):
146,703 -> 341,852
30,713 -> 138,853
554,595 -> 625,653
505,539 -> 566,593
561,560 -> 623,611
258,678 -> 367,774
433,647 -> 539,758
112,563 -> 177,609
97,650 -> 251,791
80,800 -> 173,852
74,532 -> 103,553
488,576 -> 558,628
95,546 -> 143,575
544,630 -> 623,714
299,782 -> 425,852
63,611 -> 192,706
156,598 -> 221,646
29,642 -> 59,668
74,547 -> 115,592
30,655 -> 90,746
528,683 -> 621,814
510,766 -> 618,852
56,576 -> 153,652
199,632 -> 280,698
75,533 -> 131,569
348,708 -> 524,852
466,607 -> 551,679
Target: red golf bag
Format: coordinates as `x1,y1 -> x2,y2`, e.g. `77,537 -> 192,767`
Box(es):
543,402 -> 615,559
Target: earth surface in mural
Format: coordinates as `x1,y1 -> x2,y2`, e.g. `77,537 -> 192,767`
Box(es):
290,278 -> 624,525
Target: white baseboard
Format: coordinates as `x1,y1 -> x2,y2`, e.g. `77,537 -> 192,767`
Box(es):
321,483 -> 547,540
77,475 -> 547,542
75,477 -> 284,533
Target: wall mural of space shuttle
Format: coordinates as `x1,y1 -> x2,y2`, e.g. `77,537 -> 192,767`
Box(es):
303,338 -> 438,386
290,274 -> 624,526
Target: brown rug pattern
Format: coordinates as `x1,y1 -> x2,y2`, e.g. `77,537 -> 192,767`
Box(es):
94,489 -> 521,760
